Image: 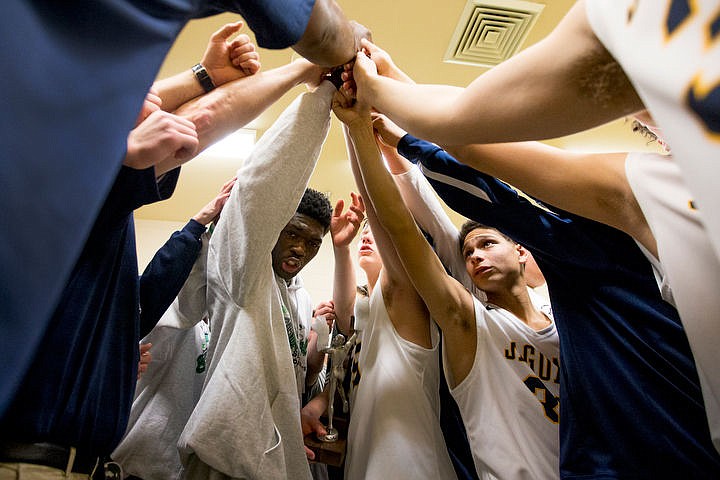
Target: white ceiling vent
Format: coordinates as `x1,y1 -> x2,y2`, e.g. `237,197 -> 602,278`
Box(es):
444,0 -> 544,68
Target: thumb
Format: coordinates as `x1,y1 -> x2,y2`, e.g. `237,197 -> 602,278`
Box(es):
212,21 -> 243,42
360,37 -> 378,54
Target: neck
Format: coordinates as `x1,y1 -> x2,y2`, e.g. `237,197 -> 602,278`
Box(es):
364,265 -> 381,293
486,283 -> 549,331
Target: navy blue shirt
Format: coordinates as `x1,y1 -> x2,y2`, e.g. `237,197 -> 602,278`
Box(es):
0,0 -> 314,414
398,135 -> 720,479
0,166 -> 203,457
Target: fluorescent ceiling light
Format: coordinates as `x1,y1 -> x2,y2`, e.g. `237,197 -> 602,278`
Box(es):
201,128 -> 256,159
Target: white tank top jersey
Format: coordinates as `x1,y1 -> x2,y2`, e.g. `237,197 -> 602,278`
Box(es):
586,1 -> 720,266
345,281 -> 457,480
447,296 -> 560,479
626,152 -> 720,452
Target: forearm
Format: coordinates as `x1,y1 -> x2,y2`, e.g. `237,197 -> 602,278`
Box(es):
343,124 -> 409,279
292,0 -> 357,67
445,141 -> 637,235
306,344 -> 326,389
348,120 -> 416,237
365,76 -> 465,143
332,244 -> 356,335
154,70 -> 206,114
367,3 -> 641,146
175,61 -> 313,152
152,61 -> 315,176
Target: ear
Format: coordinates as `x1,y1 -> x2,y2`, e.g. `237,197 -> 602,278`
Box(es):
516,244 -> 529,265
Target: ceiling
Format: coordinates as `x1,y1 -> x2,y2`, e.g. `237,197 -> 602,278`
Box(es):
135,0 -> 656,226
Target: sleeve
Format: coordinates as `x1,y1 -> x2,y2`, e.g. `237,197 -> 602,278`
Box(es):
208,82 -> 334,305
201,0 -> 315,49
99,166 -> 180,224
392,159 -> 476,293
138,219 -> 206,336
154,231 -> 212,331
397,134 -> 619,268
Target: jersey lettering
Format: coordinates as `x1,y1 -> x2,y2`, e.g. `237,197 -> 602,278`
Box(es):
655,1 -> 720,138
504,341 -> 560,385
666,0 -> 691,36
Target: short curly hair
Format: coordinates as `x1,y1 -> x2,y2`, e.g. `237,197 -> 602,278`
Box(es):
297,188 -> 332,232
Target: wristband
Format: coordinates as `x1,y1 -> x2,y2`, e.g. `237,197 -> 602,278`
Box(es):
192,63 -> 216,93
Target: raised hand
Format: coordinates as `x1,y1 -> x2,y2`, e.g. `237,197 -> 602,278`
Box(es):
202,21 -> 261,86
330,192 -> 366,248
371,112 -> 407,148
350,51 -> 378,108
192,176 -> 237,226
332,87 -> 370,127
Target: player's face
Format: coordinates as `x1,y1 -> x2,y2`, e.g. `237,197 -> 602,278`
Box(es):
272,213 -> 325,281
462,228 -> 523,292
357,224 -> 382,272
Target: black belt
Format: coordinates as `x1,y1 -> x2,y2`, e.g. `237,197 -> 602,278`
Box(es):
0,441 -> 101,475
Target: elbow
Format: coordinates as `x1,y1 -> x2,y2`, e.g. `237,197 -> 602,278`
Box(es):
293,0 -> 360,66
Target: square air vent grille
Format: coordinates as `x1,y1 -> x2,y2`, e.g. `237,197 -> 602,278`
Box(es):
444,0 -> 544,68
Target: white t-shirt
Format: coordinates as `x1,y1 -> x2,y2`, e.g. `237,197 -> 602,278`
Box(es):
448,297 -> 560,479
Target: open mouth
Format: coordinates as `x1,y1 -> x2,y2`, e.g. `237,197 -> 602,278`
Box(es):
283,257 -> 302,274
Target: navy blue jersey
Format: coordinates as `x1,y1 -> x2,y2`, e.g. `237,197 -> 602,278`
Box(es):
0,166 -> 203,457
398,134 -> 720,478
0,0 -> 314,414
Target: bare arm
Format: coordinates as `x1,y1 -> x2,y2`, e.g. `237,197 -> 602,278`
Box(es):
330,193 -> 365,335
335,93 -> 477,379
292,0 -> 370,67
153,59 -> 323,175
373,116 -> 476,293
154,22 -> 261,113
341,124 -> 433,348
354,1 -> 643,146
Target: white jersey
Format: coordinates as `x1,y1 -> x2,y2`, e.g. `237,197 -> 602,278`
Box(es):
626,152 -> 720,451
586,0 -> 720,267
345,280 -> 457,480
448,297 -> 560,479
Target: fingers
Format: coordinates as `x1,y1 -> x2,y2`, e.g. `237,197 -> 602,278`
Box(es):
350,191 -> 361,209
229,35 -> 254,53
333,198 -> 345,218
357,193 -> 366,212
146,89 -> 162,108
339,86 -> 354,107
360,37 -> 379,54
219,176 -> 237,194
211,21 -> 244,43
304,445 -> 316,461
230,43 -> 261,73
171,122 -> 201,162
